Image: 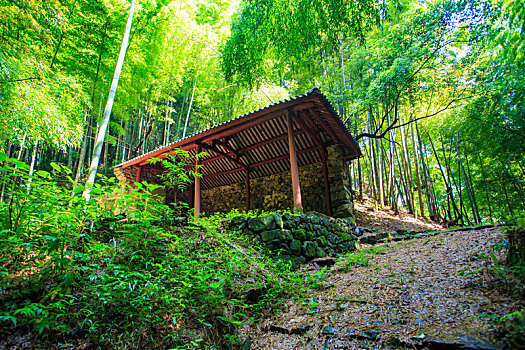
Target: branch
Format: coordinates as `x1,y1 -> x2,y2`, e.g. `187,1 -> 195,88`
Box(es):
355,95 -> 473,141
356,116 -> 398,141
1,77 -> 39,84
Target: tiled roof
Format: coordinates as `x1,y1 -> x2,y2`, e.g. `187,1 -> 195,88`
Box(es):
115,88 -> 361,190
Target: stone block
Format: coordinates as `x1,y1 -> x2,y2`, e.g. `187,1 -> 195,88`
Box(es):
248,213 -> 283,232
290,239 -> 301,255
303,241 -> 318,257
295,228 -> 307,241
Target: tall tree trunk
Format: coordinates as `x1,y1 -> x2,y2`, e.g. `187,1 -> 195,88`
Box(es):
84,0 -> 136,200
176,81 -> 190,139
75,109 -> 90,182
411,122 -> 425,218
464,151 -> 481,222
182,77 -> 197,139
502,181 -> 514,217
456,142 -> 477,224
429,134 -> 459,220
400,118 -> 415,214
477,154 -> 493,222
27,141 -> 39,192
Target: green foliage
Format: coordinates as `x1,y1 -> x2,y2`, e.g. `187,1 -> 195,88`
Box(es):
222,0 -> 379,88
0,153 -> 304,348
458,235 -> 525,294
496,310 -> 525,348
150,149 -> 206,192
341,246 -> 386,271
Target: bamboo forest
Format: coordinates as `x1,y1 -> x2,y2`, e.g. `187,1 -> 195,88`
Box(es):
0,0 -> 524,348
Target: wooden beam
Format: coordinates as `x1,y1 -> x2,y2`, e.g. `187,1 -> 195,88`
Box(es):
194,145 -> 202,220
202,145 -> 319,180
198,142 -> 249,170
307,108 -> 341,144
241,129 -> 306,154
292,110 -> 323,150
182,131 -> 306,171
213,139 -> 240,160
200,111 -> 286,143
134,166 -> 142,184
286,110 -> 303,211
293,102 -> 315,111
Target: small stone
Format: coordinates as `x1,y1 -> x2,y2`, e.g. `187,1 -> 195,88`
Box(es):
321,325 -> 338,335
311,257 -> 337,268
359,329 -> 379,341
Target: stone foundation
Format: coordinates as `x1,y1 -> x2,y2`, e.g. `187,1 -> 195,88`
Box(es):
113,145 -> 356,220
228,212 -> 361,263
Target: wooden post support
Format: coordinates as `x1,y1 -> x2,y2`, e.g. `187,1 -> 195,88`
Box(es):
286,110 -> 303,211
320,146 -> 332,216
245,169 -> 250,212
135,166 -> 142,185
194,145 -> 202,220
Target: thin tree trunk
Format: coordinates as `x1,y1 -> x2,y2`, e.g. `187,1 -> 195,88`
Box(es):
411,122 -> 425,218
464,151 -> 481,222
502,181 -> 514,217
456,142 -> 477,224
84,0 -> 136,200
429,134 -> 459,219
400,119 -> 415,214
394,141 -> 411,213
477,154 -> 493,222
176,81 -> 190,139
27,141 -> 39,192
182,77 -> 197,139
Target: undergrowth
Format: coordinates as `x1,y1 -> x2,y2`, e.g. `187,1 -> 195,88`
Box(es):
340,245 -> 386,271
0,154 -> 305,349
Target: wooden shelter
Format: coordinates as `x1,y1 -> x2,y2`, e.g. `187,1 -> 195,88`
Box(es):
114,88 -> 361,219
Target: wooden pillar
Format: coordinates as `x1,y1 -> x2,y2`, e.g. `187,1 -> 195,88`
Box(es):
245,169 -> 250,212
286,111 -> 303,211
320,146 -> 332,216
194,146 -> 202,220
135,166 -> 142,185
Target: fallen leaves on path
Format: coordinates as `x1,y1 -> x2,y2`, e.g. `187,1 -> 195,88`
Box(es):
242,227 -> 523,349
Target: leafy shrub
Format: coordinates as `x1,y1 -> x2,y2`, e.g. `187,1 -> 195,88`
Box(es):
0,153 -> 304,348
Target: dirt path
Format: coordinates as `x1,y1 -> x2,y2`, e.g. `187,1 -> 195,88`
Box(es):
353,195 -> 442,232
242,227 -> 523,349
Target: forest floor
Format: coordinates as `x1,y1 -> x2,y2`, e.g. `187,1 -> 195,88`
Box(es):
241,202 -> 524,349
353,194 -> 443,232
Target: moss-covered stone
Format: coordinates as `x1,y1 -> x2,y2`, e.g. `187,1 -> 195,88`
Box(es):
290,239 -> 301,254
248,213 -> 283,232
295,228 -> 307,241
303,241 -> 318,257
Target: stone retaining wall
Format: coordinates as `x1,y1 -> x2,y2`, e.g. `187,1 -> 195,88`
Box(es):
201,145 -> 355,220
114,145 -> 356,220
229,212 -> 362,263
